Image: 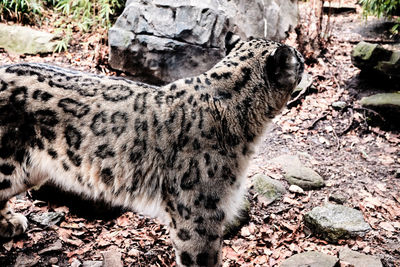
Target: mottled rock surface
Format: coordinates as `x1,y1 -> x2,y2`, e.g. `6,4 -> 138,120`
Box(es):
253,174 -> 286,205
109,0 -> 298,84
339,247 -> 382,267
271,155 -> 325,190
0,24 -> 57,55
281,251 -> 339,267
304,204 -> 371,243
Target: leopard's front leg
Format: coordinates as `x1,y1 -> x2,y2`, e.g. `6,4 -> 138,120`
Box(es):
168,207 -> 224,267
0,200 -> 28,239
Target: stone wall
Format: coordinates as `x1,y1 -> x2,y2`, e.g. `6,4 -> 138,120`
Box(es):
109,0 -> 298,84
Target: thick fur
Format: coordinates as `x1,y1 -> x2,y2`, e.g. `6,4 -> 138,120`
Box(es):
0,39 -> 303,266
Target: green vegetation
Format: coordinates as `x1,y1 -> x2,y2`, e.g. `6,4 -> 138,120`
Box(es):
359,0 -> 400,35
0,0 -> 125,51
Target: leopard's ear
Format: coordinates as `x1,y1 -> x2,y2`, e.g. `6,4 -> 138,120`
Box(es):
225,32 -> 241,55
265,45 -> 304,90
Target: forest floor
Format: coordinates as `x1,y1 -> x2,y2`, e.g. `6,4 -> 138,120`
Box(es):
0,1 -> 399,266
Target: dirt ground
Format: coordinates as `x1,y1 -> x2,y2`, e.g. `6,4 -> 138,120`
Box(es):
0,1 -> 399,266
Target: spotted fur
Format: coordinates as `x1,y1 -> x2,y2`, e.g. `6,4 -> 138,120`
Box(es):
0,38 -> 303,266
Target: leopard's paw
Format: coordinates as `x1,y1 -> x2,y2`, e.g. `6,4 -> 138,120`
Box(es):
0,212 -> 28,238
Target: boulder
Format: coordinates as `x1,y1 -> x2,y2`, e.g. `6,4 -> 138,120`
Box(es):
109,0 -> 298,84
281,251 -> 339,267
252,173 -> 286,205
339,247 -> 382,267
351,41 -> 400,80
304,204 -> 371,243
360,93 -> 400,126
0,24 -> 57,54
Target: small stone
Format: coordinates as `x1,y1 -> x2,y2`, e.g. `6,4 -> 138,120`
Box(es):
253,174 -> 286,205
304,204 -> 371,243
332,101 -> 347,110
49,257 -> 59,264
70,258 -> 82,267
271,154 -> 325,190
38,240 -> 62,254
281,251 -> 339,267
329,193 -> 347,204
288,184 -> 305,194
284,166 -> 325,190
14,254 -> 40,267
128,248 -> 141,257
82,261 -> 103,267
339,247 -> 382,267
29,211 -> 65,227
102,248 -> 123,267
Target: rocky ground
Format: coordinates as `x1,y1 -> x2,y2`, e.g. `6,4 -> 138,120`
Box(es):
0,1 -> 399,266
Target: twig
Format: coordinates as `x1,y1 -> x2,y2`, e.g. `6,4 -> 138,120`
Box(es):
354,107 -> 386,122
331,123 -> 341,150
308,112 -> 328,129
337,108 -> 354,136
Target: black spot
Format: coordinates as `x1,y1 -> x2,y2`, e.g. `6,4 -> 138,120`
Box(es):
204,153 -> 210,165
58,98 -> 90,118
194,216 -> 204,224
166,95 -> 174,105
205,78 -> 211,85
195,227 -> 206,236
47,149 -> 58,159
0,179 -> 11,190
210,72 -> 231,80
170,84 -> 177,91
180,252 -> 193,266
180,160 -> 200,190
62,162 -> 70,171
65,125 -> 82,149
133,92 -> 148,114
207,169 -> 215,178
232,67 -> 251,92
9,86 -> 27,107
90,112 -> 108,136
35,109 -> 59,126
175,90 -> 186,98
177,203 -> 191,220
32,90 -> 53,101
95,144 -> 115,159
196,77 -> 201,84
208,234 -> 219,241
111,112 -> 128,137
211,209 -> 225,222
177,229 -> 191,241
0,79 -> 8,92
185,78 -> 193,84
101,168 -> 114,185
0,164 -> 15,175
102,84 -> 133,102
188,95 -> 194,104
167,201 -> 175,212
192,139 -> 200,150
221,165 -> 236,184
154,91 -> 165,106
205,195 -> 220,210
40,127 -> 56,141
196,252 -> 209,266
67,150 -> 82,167
216,91 -> 232,100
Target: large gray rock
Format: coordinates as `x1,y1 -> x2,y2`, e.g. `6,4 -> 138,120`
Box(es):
0,24 -> 57,54
304,204 -> 371,243
339,247 -> 382,267
281,251 -> 339,267
351,41 -> 400,80
360,93 -> 400,126
109,0 -> 298,84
